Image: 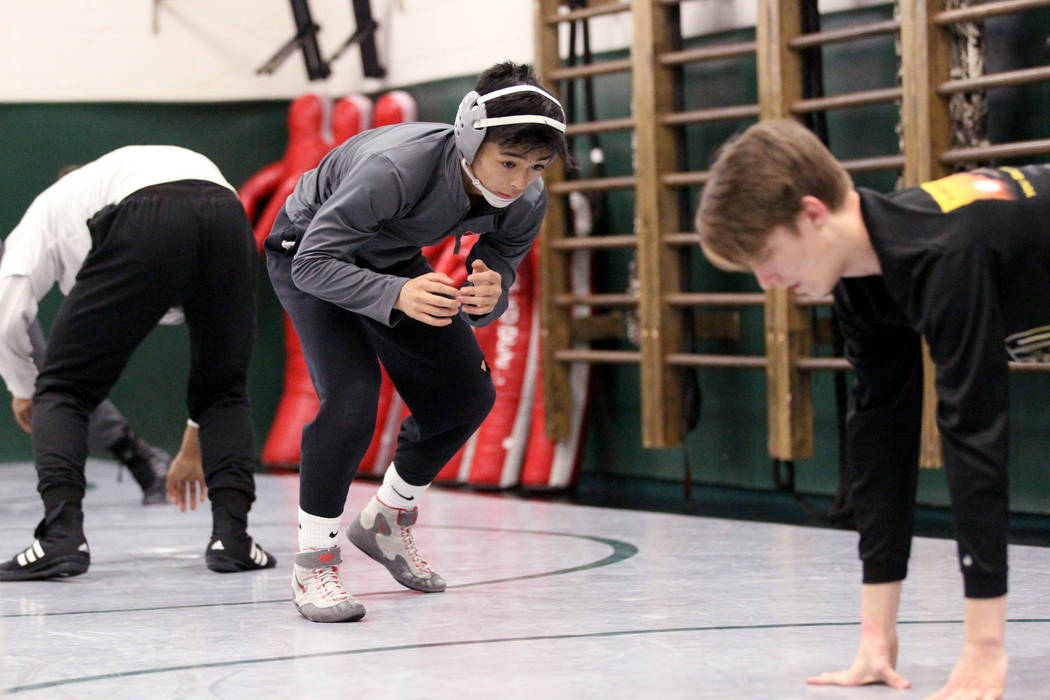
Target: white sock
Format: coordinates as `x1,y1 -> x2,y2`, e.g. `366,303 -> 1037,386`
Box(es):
376,463 -> 430,510
298,508 -> 342,550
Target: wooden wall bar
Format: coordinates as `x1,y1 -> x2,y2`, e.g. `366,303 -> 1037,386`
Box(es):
534,0 -> 574,440
632,0 -> 685,446
534,0 -> 1050,461
757,0 -> 813,460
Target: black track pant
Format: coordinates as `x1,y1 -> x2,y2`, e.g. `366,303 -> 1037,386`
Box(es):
265,215 -> 496,518
33,181 -> 258,510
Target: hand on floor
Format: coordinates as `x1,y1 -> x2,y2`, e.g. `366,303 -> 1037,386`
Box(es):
806,632 -> 910,690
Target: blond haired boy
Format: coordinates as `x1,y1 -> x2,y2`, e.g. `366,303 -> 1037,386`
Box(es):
697,118 -> 1050,700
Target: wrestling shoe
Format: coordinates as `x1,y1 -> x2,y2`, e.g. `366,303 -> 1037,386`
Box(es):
292,546 -> 366,622
205,533 -> 277,573
110,429 -> 170,505
0,503 -> 90,581
347,496 -> 446,593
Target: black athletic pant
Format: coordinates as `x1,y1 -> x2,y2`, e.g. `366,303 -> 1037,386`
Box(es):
266,213 -> 496,518
33,181 -> 258,513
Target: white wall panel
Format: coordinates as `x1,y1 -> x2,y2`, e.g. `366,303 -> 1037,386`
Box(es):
0,0 -> 888,102
0,0 -> 533,102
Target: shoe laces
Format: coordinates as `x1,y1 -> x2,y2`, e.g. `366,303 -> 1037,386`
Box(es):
398,526 -> 432,575
311,565 -> 349,603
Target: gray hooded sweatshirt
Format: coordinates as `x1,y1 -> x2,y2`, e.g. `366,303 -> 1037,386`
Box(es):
281,122 -> 547,328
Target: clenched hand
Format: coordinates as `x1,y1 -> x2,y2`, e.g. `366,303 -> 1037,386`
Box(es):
458,259 -> 502,316
11,397 -> 32,433
395,272 -> 462,326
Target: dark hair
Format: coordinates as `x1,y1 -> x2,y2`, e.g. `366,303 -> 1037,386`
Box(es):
56,164 -> 83,181
475,61 -> 570,164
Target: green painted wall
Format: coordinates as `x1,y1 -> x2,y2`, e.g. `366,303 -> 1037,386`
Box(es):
1,5 -> 1049,516
0,102 -> 292,462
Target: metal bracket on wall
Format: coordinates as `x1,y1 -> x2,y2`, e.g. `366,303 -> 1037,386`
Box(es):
335,0 -> 385,78
257,0 -> 385,81
152,0 -> 165,35
257,0 -> 331,81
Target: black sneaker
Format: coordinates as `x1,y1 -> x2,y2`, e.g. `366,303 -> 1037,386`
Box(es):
0,504 -> 90,581
110,429 -> 170,505
205,533 -> 277,573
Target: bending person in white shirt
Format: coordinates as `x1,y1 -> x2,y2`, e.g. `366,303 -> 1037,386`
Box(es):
0,146 -> 275,581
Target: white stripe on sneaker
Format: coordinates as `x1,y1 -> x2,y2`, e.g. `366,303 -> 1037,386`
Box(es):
16,540 -> 44,567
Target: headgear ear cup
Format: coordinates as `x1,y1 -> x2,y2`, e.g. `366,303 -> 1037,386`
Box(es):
454,91 -> 486,164
453,86 -> 566,164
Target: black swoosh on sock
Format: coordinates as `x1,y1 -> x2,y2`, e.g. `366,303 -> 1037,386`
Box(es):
391,486 -> 415,501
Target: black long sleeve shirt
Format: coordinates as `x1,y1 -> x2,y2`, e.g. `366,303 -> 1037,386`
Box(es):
833,165 -> 1050,598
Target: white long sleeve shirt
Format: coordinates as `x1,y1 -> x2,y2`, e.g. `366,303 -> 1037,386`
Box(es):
0,145 -> 235,398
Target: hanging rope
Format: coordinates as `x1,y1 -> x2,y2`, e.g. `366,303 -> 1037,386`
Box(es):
946,0 -> 989,171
